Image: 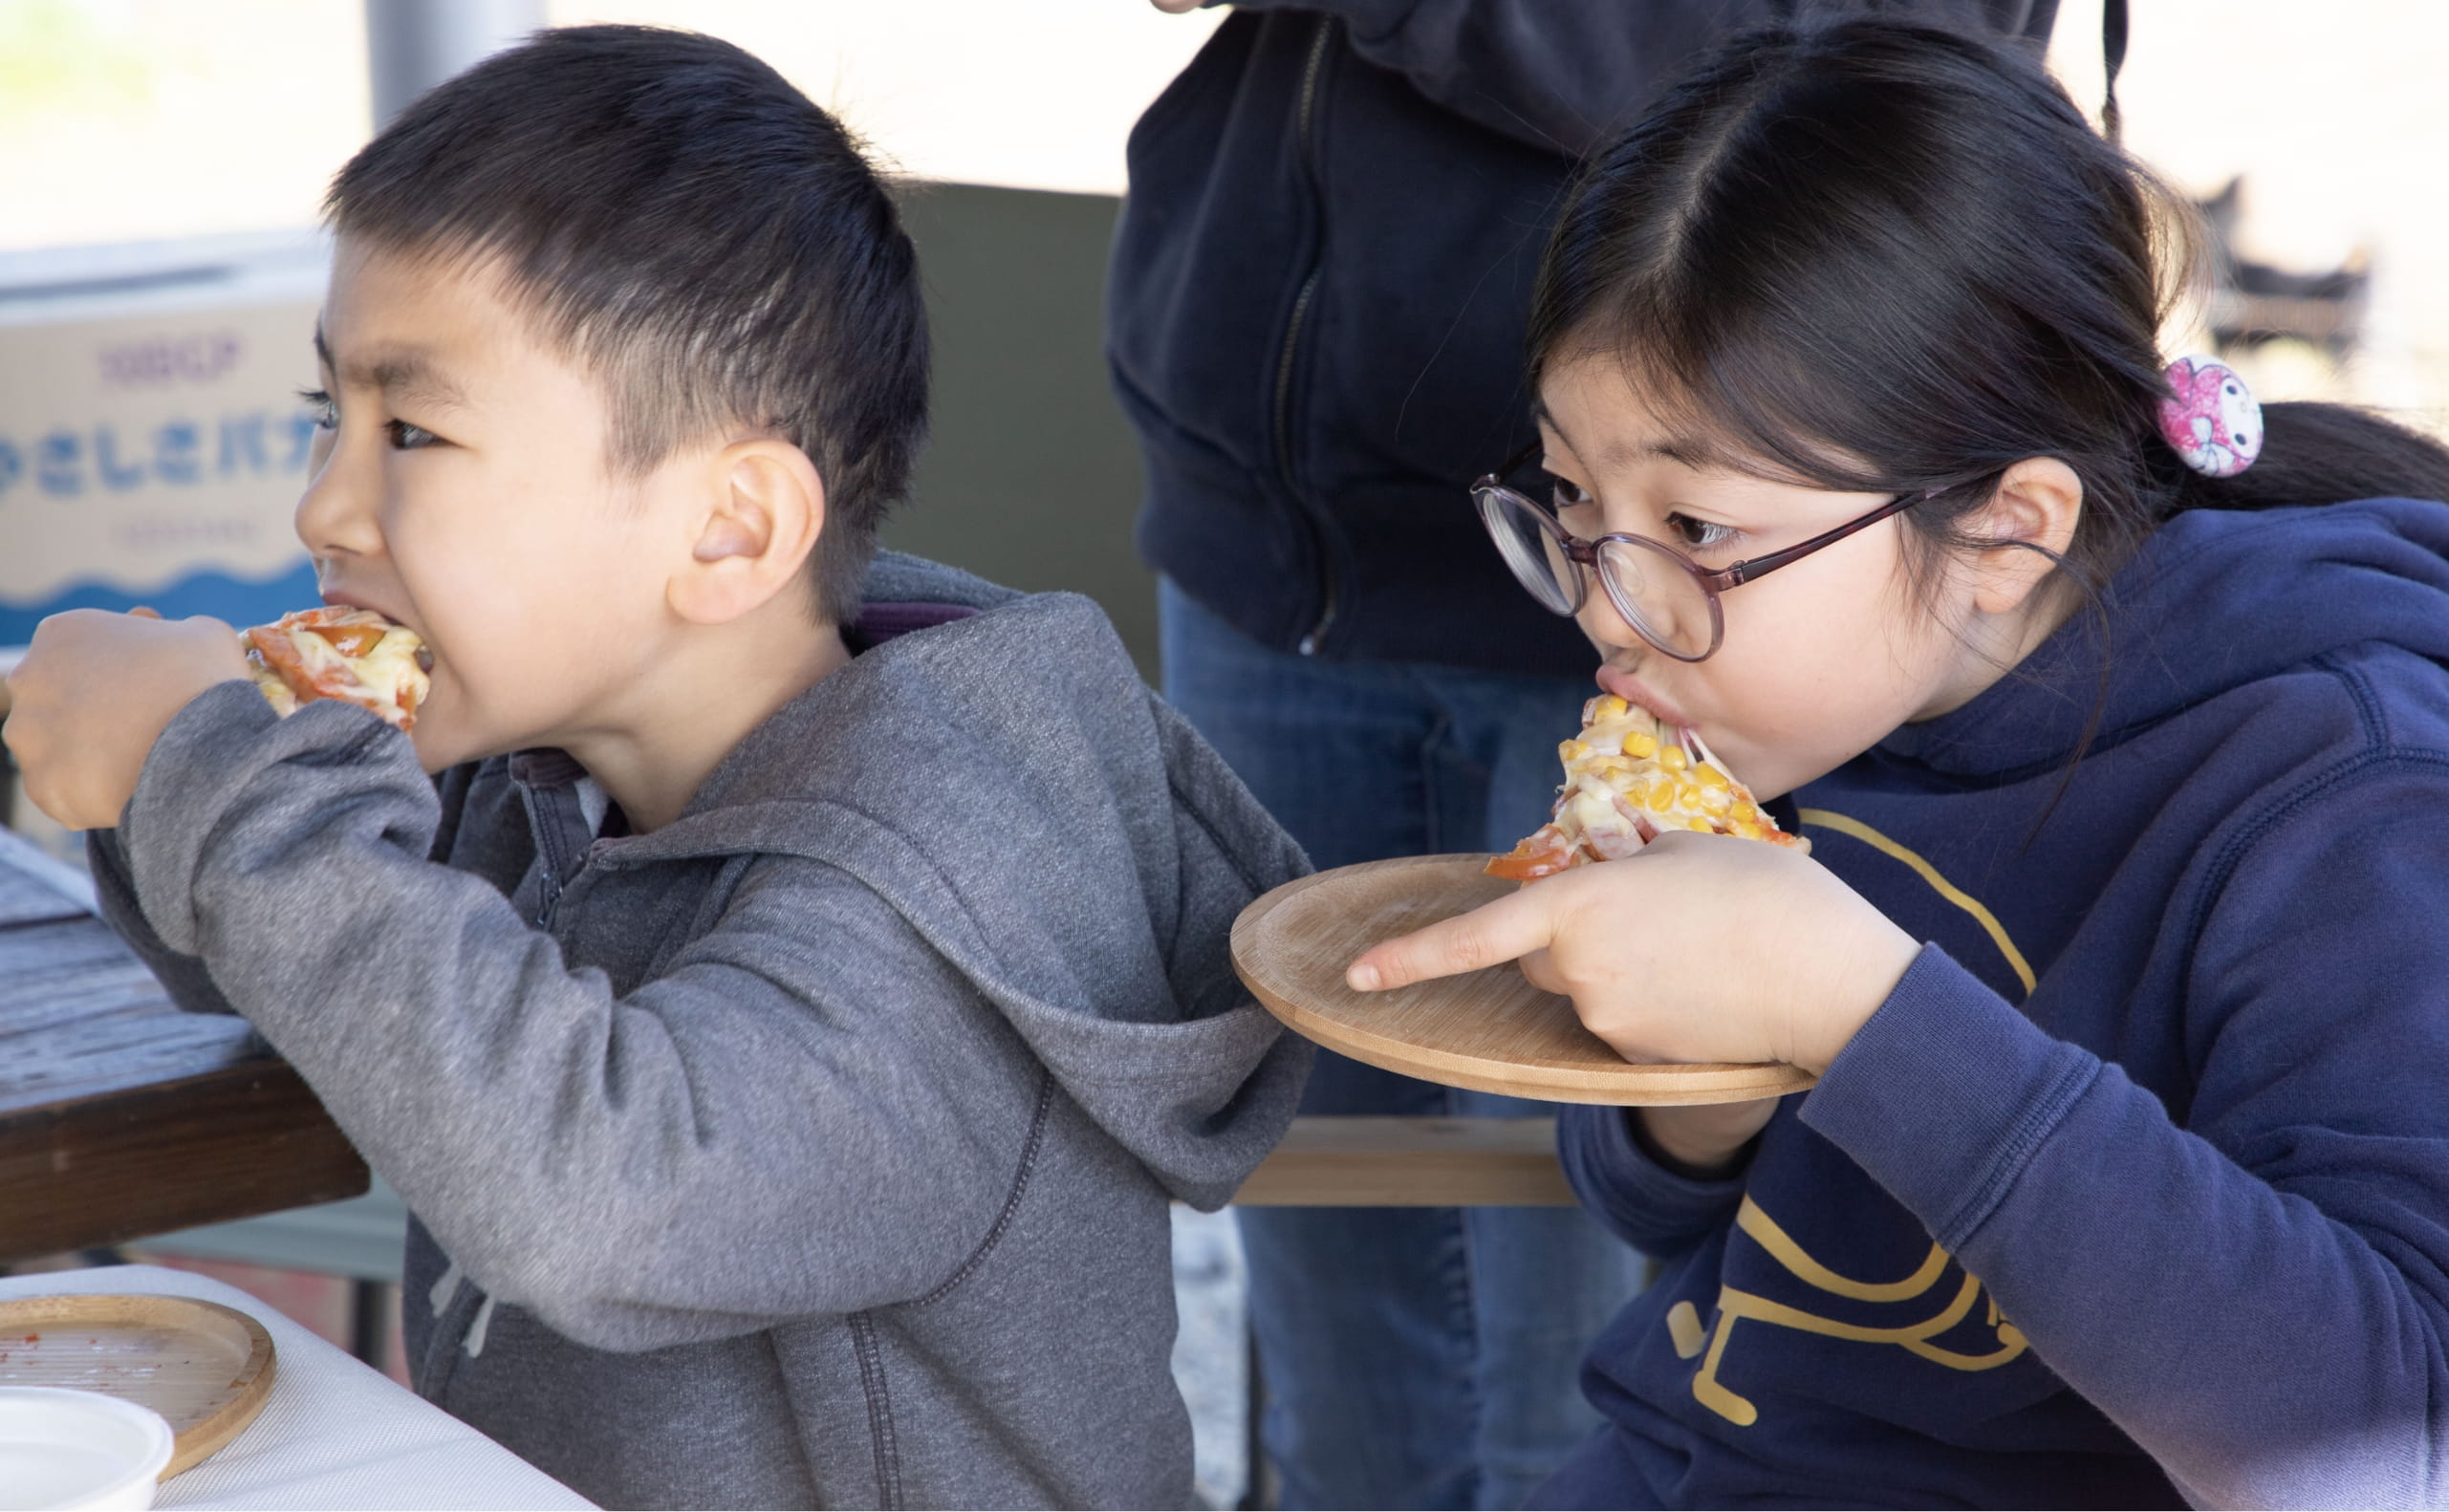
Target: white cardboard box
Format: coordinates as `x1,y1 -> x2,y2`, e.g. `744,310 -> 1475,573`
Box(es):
0,231 -> 329,652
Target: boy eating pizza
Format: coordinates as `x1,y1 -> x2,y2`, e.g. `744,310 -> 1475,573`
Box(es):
1,27 -> 1309,1510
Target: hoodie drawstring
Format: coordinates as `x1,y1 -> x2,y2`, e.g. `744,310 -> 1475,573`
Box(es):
464,1295 -> 498,1358
429,1261 -> 463,1317
428,1260 -> 496,1358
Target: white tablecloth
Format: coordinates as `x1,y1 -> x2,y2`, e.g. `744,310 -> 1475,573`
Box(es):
0,1264 -> 594,1510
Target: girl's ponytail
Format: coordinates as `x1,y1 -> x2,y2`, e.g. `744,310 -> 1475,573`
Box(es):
2164,401 -> 2449,515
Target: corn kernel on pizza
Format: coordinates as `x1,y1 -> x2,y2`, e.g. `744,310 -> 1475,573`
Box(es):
242,607 -> 433,730
1486,694 -> 1798,880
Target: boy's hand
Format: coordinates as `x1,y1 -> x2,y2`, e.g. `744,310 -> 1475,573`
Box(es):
3,609 -> 252,831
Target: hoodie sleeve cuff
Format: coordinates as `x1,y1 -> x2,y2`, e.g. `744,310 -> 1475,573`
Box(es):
1799,944 -> 2101,1251
1559,1103 -> 1750,1255
119,680 -> 421,956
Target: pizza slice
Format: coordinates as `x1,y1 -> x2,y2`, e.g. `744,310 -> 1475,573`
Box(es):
242,607 -> 433,730
1487,694 -> 1797,880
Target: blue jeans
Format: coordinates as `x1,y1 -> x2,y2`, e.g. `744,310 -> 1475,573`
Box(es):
1161,581 -> 1643,1511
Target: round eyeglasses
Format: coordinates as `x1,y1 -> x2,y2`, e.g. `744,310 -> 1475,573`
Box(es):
1472,448 -> 1929,662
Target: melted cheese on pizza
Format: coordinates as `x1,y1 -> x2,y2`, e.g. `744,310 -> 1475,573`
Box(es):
247,661 -> 300,717
1487,694 -> 1794,878
241,607 -> 431,730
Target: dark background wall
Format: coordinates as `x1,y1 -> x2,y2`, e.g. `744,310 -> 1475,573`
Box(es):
888,181 -> 1160,681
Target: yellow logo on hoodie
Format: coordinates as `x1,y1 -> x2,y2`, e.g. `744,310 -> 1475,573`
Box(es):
1666,1198 -> 2029,1426
1663,807 -> 2037,1426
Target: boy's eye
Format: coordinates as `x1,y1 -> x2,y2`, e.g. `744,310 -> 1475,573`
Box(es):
1666,512 -> 1739,551
299,388 -> 338,430
386,419 -> 441,450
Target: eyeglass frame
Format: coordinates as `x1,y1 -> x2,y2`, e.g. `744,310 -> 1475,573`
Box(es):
1471,442 -> 1935,662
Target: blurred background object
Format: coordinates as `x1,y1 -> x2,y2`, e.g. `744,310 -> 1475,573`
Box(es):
0,233 -> 325,650
2048,0 -> 2447,416
2192,177 -> 2370,362
365,0 -> 541,125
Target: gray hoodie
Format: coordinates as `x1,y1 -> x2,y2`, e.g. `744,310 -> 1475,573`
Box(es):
89,553 -> 1311,1509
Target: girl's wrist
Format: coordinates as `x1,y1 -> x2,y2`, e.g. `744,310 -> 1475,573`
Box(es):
1790,925 -> 1923,1075
1633,1103 -> 1773,1179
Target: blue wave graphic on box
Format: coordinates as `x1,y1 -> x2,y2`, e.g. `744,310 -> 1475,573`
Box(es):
1,558 -> 319,647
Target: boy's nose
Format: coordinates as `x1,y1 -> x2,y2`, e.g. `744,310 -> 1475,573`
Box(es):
293,428 -> 383,566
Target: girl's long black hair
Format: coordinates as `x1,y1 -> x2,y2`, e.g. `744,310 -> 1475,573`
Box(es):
1525,19 -> 2449,603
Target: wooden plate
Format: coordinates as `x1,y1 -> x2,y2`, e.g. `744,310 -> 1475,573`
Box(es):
0,1294 -> 275,1478
1232,854 -> 1816,1106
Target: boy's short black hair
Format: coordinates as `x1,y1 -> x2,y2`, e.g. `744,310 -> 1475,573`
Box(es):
326,24 -> 929,625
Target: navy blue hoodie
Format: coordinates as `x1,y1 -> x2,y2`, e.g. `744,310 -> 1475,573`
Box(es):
1554,500 -> 2449,1508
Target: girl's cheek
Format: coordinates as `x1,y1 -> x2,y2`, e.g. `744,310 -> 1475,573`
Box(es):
1718,665 -> 1853,790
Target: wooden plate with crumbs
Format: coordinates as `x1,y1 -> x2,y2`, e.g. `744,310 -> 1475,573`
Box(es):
0,1294 -> 275,1478
1232,854 -> 1816,1106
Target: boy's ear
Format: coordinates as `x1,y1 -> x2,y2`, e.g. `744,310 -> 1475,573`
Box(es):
668,440 -> 826,626
1968,456 -> 2083,616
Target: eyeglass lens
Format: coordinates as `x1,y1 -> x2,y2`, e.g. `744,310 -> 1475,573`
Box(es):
1594,536 -> 1717,659
1475,486 -> 1719,659
1476,488 -> 1582,616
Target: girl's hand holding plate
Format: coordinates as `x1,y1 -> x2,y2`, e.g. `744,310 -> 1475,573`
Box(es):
1347,830 -> 1922,1079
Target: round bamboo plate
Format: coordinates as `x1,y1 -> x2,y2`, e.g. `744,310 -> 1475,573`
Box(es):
0,1294 -> 275,1478
1232,853 -> 1817,1106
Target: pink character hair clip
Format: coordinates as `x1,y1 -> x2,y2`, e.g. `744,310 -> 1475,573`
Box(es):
2157,356 -> 2263,477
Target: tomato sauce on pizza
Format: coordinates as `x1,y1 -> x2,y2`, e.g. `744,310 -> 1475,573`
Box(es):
243,607 -> 433,730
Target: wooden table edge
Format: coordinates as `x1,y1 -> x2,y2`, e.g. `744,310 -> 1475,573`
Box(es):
0,1049 -> 301,1126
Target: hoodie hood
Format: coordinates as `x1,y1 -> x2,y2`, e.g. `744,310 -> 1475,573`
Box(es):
586,551 -> 1313,1207
1879,499 -> 2449,781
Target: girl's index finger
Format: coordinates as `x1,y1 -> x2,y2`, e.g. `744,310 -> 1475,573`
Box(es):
1346,885 -> 1559,992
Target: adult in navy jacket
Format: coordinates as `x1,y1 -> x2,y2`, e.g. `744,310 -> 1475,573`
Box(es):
1108,3 -> 2060,1506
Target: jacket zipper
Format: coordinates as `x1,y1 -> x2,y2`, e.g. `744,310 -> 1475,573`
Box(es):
1274,15 -> 1338,657
525,785 -> 588,932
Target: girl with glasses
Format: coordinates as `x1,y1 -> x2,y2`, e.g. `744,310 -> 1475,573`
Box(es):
1354,17 -> 2449,1508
